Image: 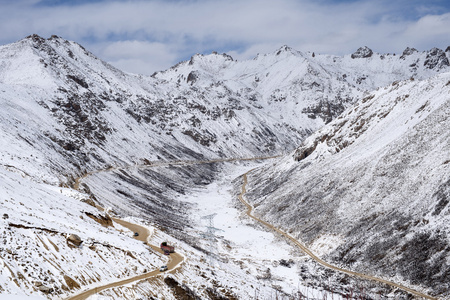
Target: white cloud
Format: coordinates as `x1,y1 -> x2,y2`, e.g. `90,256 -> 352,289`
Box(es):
100,40 -> 178,74
0,0 -> 449,74
401,13 -> 450,49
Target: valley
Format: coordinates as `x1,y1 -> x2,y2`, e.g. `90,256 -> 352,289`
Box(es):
0,34 -> 449,299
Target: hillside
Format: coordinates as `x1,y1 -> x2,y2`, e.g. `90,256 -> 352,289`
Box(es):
244,73 -> 450,298
0,34 -> 449,299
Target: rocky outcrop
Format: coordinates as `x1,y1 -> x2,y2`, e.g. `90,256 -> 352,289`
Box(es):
186,71 -> 199,84
85,212 -> 113,227
63,275 -> 81,290
293,143 -> 317,161
424,48 -> 450,70
400,47 -> 418,59
34,281 -> 54,294
351,46 -> 373,59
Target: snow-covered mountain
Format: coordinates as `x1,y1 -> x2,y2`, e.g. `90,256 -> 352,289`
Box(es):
1,35 -> 448,181
0,34 -> 449,299
244,73 -> 450,298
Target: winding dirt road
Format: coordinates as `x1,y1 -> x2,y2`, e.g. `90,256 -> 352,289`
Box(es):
238,171 -> 437,300
68,156 -> 437,299
66,156 -> 278,299
65,216 -> 183,300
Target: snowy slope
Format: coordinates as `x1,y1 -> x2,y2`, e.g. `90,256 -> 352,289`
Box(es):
244,73 -> 450,298
1,36 -> 448,182
0,167 -> 164,298
1,34 -> 450,299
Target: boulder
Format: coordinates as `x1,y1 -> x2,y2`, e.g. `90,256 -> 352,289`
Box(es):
38,285 -> 53,294
67,234 -> 82,247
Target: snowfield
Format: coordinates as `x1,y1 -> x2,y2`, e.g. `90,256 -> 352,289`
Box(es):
0,34 -> 449,299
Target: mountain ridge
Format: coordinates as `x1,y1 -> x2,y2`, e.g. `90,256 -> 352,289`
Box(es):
244,72 -> 450,298
0,34 -> 449,299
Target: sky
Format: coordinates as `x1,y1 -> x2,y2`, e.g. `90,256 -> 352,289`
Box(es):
0,0 -> 449,75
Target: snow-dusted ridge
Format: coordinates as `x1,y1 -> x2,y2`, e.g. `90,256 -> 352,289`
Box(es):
0,34 -> 449,298
245,73 -> 450,298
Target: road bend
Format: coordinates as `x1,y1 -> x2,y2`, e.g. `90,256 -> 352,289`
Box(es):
238,171 -> 437,300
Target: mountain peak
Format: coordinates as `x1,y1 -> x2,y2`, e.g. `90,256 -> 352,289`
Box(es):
275,45 -> 297,56
188,51 -> 234,66
424,47 -> 450,70
25,33 -> 46,43
351,46 -> 373,59
211,51 -> 234,61
402,47 -> 418,56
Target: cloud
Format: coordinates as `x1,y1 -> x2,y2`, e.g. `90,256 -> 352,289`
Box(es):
0,0 -> 449,74
401,13 -> 450,49
99,40 -> 178,74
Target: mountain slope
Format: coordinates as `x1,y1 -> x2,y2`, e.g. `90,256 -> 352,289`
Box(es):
1,36 -> 448,183
244,73 -> 450,298
1,34 -> 449,299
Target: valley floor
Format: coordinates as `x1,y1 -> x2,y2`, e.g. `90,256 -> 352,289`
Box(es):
80,159 -> 438,300
79,159 -> 335,299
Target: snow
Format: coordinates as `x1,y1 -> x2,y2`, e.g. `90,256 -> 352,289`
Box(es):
0,295 -> 45,299
188,164 -> 293,261
0,34 -> 449,298
245,72 -> 450,298
0,166 -> 164,298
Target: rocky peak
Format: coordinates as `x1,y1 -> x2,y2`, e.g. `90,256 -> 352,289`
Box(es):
276,45 -> 292,54
22,34 -> 66,59
351,46 -> 373,59
211,51 -> 234,61
26,33 -> 46,44
48,34 -> 62,40
400,47 -> 418,59
188,52 -> 234,67
424,47 -> 450,70
275,45 -> 300,57
188,53 -> 202,65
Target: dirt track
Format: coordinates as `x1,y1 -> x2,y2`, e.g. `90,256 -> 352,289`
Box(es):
66,156 -> 279,300
68,156 -> 437,300
238,171 -> 437,300
65,214 -> 183,300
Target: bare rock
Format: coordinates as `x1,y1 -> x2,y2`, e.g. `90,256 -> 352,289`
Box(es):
293,144 -> 317,161
38,285 -> 53,294
351,46 -> 373,59
424,47 -> 450,70
85,212 -> 113,227
33,281 -> 43,287
187,71 -> 199,84
400,47 -> 418,59
64,275 -> 81,290
81,197 -> 96,207
67,234 -> 82,247
126,250 -> 137,259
